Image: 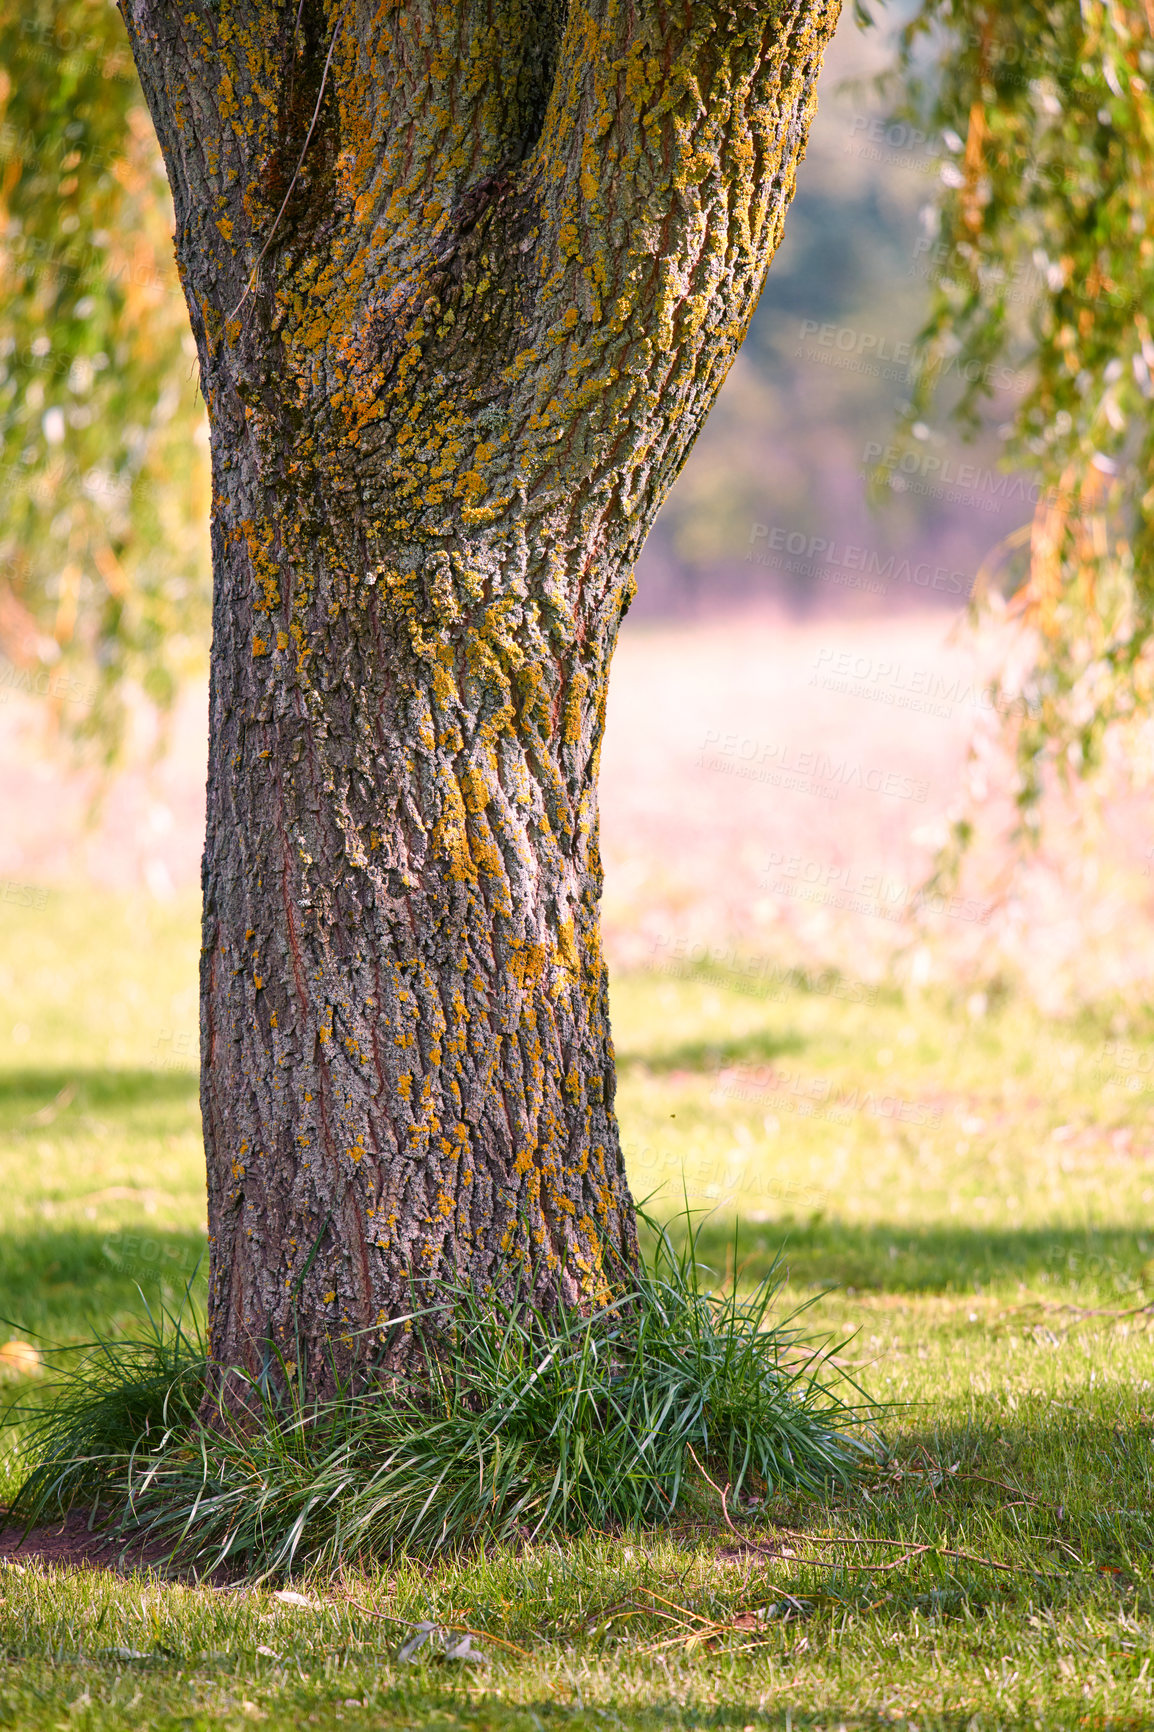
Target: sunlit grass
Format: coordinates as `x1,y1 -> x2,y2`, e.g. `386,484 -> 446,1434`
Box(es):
1,888 -> 1153,1729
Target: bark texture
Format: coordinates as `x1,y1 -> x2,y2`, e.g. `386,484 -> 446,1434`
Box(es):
120,0 -> 841,1394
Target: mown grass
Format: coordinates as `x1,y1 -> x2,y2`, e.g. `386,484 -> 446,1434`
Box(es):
1,888 -> 1153,1729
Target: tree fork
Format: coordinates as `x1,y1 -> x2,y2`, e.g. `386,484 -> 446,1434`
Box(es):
119,0 -> 841,1397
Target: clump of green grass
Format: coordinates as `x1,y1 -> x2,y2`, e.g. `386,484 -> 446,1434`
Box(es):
4,1215 -> 874,1577
3,1286 -> 207,1530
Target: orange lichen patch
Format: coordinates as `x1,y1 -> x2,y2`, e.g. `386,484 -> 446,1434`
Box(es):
552,917 -> 580,979
432,806 -> 477,885
239,517 -> 281,615
458,764 -> 490,814
252,636 -> 268,656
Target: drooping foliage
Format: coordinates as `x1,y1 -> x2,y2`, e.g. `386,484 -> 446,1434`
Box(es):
0,0 -> 209,751
869,0 -> 1154,835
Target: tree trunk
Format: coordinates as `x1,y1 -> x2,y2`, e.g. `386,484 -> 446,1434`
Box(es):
120,0 -> 841,1397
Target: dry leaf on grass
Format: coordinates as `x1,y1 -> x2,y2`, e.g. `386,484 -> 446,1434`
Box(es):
398,1622 -> 488,1665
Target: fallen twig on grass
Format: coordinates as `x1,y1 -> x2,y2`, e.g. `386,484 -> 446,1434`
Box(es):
688,1446 -> 1068,1585
686,1443 -> 740,1538
1043,1299 -> 1154,1324
635,1585 -> 816,1656
998,1299 -> 1154,1341
863,1459 -> 1051,1508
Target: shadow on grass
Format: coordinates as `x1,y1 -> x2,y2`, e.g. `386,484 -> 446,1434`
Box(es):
0,1225 -> 207,1340
780,1392 -> 1154,1610
656,1216 -> 1154,1297
893,1400 -> 1154,1526
0,1067 -> 198,1121
6,1213 -> 1148,1346
616,1027 -> 806,1074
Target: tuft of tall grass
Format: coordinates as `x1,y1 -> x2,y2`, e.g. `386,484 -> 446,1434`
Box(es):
4,1215 -> 876,1576
3,1286 -> 206,1532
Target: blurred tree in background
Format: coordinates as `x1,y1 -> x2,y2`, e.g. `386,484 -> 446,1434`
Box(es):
0,0 -> 209,755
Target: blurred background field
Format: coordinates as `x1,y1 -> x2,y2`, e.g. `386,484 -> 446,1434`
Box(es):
5,12 -> 1154,1014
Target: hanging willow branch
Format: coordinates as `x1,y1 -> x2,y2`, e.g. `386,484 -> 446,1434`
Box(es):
869,0 -> 1154,852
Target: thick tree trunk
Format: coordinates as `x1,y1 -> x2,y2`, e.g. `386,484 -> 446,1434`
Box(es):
121,0 -> 841,1396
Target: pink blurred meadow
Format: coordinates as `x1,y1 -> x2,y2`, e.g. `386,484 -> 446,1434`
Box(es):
599,608 -> 1154,1014
2,604 -> 1152,1015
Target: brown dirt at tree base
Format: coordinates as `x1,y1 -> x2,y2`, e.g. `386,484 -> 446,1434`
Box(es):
0,1511 -> 232,1581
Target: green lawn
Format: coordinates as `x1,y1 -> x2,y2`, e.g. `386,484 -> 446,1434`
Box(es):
1,889 -> 1153,1730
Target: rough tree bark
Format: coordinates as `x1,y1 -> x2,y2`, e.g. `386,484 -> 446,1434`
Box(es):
120,0 -> 841,1397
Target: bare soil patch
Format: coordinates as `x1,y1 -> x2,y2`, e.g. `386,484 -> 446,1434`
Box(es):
0,1511 -> 223,1580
